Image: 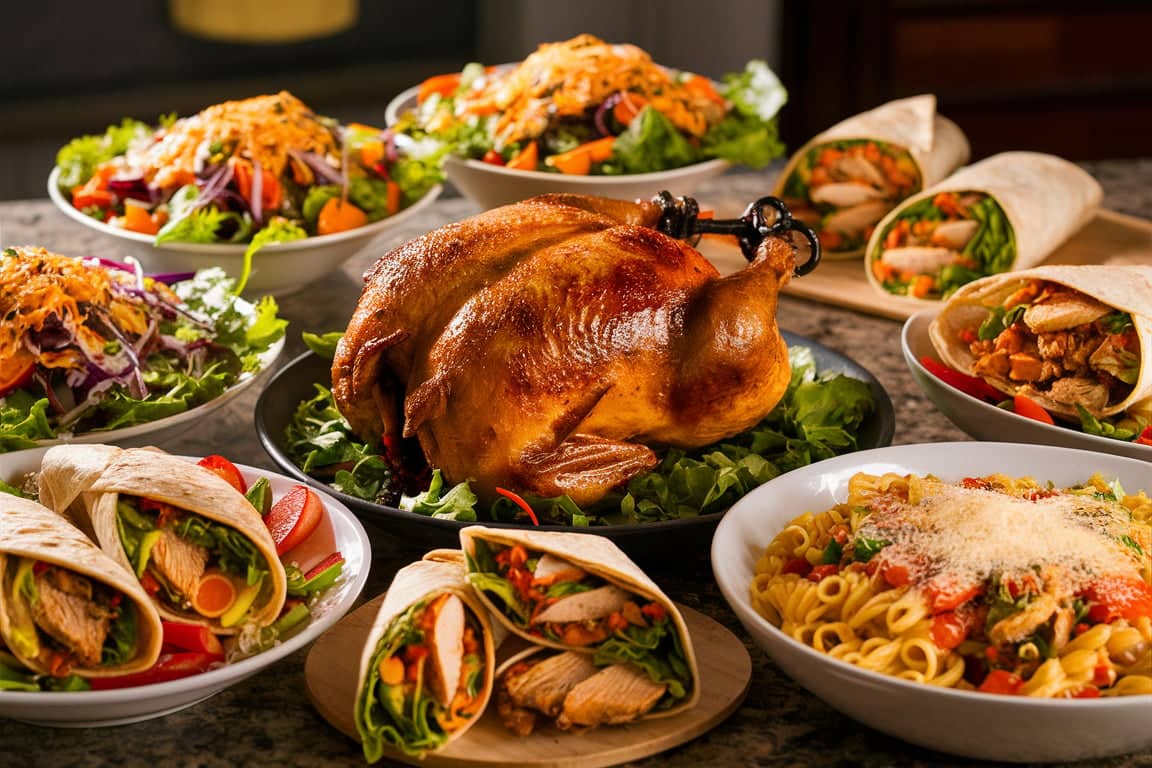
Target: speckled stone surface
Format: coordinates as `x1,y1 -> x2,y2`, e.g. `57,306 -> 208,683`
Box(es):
0,159 -> 1149,768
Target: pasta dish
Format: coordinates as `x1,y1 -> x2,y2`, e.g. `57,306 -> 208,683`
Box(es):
750,472 -> 1152,697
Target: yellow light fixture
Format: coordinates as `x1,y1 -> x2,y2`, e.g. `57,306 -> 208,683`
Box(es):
169,0 -> 359,44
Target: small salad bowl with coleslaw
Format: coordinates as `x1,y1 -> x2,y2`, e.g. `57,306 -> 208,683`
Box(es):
48,91 -> 442,296
712,441 -> 1152,763
385,34 -> 788,210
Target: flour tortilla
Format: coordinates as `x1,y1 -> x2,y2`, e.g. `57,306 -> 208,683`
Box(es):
355,557 -> 504,755
0,493 -> 163,676
929,265 -> 1152,417
774,94 -> 970,255
36,445 -> 287,631
866,151 -> 1103,295
458,526 -> 700,717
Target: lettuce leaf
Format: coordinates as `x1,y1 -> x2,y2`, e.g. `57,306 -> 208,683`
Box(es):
592,618 -> 692,702
55,118 -> 151,190
400,470 -> 478,521
608,107 -> 700,174
702,60 -> 788,167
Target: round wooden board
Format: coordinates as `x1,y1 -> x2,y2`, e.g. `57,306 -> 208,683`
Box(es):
305,594 -> 751,768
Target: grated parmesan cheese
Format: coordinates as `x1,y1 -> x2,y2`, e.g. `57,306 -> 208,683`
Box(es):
858,482 -> 1139,591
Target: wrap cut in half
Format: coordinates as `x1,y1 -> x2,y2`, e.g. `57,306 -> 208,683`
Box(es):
774,94 -> 970,259
354,557 -> 504,763
36,445 -> 287,633
866,151 -> 1103,301
459,525 -> 700,723
0,493 -> 163,677
929,264 -> 1152,419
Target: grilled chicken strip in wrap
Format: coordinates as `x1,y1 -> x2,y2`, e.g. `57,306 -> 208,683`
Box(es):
775,94 -> 969,259
355,558 -> 503,763
36,445 -> 286,633
0,493 -> 162,677
866,152 -> 1102,300
460,526 -> 698,720
496,647 -> 669,735
929,265 -> 1152,420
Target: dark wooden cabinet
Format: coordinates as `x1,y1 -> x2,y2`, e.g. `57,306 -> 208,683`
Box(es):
779,1 -> 1152,161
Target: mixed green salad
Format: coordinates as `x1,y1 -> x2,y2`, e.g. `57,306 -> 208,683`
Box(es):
54,91 -> 442,255
0,248 -> 286,451
285,336 -> 877,526
391,34 -> 788,176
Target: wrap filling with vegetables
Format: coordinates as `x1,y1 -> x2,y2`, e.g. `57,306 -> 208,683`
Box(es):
460,526 -> 698,720
355,558 -> 498,762
36,446 -> 287,633
867,152 -> 1102,299
929,265 -> 1152,423
0,493 -> 162,679
774,94 -> 969,258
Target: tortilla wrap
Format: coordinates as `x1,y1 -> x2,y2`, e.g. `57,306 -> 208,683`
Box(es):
929,264 -> 1152,418
773,94 -> 970,258
354,557 -> 504,761
0,493 -> 163,676
458,525 -> 700,718
36,445 -> 287,631
866,151 -> 1103,296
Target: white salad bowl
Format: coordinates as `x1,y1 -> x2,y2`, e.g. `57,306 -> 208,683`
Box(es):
0,447 -> 371,727
48,167 -> 441,297
385,83 -> 731,211
711,441 -> 1152,763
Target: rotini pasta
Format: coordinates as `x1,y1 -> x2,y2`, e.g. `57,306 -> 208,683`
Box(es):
749,471 -> 1152,698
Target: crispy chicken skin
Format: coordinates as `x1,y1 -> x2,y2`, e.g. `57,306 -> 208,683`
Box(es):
333,193 -> 797,506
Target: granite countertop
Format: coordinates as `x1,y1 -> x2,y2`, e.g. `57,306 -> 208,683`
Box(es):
0,159 -> 1149,768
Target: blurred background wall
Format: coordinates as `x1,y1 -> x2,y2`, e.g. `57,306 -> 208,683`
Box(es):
2,0 -> 1151,201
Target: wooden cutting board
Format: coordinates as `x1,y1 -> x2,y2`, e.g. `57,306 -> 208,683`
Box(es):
697,208 -> 1152,321
305,594 -> 751,768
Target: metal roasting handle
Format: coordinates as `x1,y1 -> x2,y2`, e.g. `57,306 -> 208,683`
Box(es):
652,191 -> 822,276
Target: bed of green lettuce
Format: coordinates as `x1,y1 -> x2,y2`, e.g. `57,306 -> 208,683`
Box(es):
285,335 -> 877,527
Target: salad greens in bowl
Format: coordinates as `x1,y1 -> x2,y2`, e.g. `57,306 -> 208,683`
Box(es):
254,332 -> 893,561
385,34 -> 788,209
0,247 -> 285,453
48,91 -> 443,295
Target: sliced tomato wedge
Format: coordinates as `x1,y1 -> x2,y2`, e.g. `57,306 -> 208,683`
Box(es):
197,455 -> 247,494
1012,394 -> 1056,425
265,485 -> 325,556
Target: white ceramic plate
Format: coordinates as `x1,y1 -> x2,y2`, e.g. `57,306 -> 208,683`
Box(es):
712,441 -> 1152,763
0,447 -> 372,727
903,308 -> 1152,460
47,168 -> 442,296
385,81 -> 730,211
10,318 -> 284,454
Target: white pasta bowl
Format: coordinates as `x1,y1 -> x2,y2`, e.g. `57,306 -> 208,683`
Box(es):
47,167 -> 441,297
711,441 -> 1152,763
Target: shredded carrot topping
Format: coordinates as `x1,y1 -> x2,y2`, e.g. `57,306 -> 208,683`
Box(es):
460,34 -> 727,148
0,246 -> 173,371
139,91 -> 338,189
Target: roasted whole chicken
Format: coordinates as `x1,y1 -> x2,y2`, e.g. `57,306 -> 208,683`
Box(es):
332,193 -> 816,507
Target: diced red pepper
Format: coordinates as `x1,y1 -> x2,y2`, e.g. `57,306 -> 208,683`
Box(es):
1135,426 -> 1152,446
781,557 -> 812,576
930,612 -> 968,650
1012,394 -> 1056,425
161,621 -> 225,656
978,669 -> 1023,695
88,652 -> 223,689
806,564 -> 840,582
919,356 -> 1003,403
